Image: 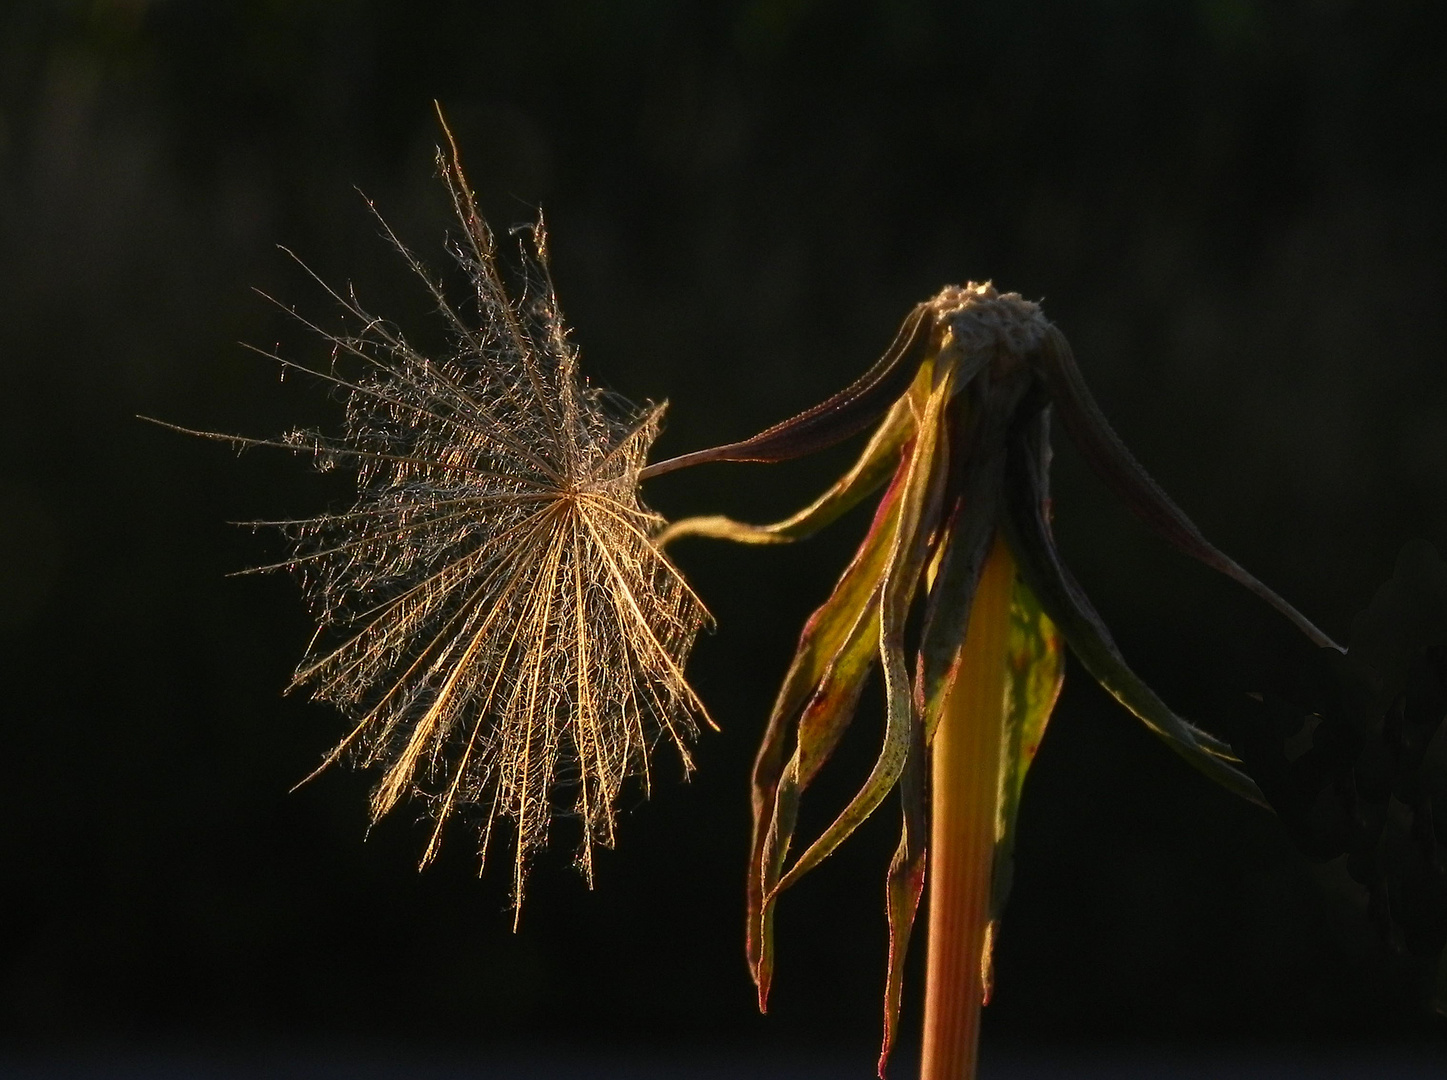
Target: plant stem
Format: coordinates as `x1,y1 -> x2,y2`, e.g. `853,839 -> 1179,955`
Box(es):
920,534 -> 1014,1080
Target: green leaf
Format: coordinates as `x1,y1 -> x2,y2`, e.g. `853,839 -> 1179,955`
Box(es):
915,373 -> 1032,743
986,574 -> 1064,986
1029,325 -> 1338,651
1001,404 -> 1268,807
879,712 -> 927,1078
756,600 -> 881,1003
770,364 -> 954,898
744,360 -> 938,1001
746,428 -> 913,1001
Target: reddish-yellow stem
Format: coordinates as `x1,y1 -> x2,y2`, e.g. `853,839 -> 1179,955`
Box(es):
920,534 -> 1013,1080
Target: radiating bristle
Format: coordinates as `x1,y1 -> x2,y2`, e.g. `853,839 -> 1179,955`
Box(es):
253,129 -> 709,913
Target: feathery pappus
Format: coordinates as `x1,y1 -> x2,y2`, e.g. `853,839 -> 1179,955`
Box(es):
167,117 -> 711,918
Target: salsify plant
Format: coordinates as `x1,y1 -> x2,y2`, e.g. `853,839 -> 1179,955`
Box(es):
167,118 -> 1443,1080
646,283 -> 1339,1077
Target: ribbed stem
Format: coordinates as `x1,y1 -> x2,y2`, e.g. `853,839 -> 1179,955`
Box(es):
920,534 -> 1013,1080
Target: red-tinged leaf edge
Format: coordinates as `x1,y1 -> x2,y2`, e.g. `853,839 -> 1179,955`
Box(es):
989,573 -> 1064,945
915,372 -> 1032,741
747,429 -> 920,1002
769,366 -> 954,899
1028,324 -> 1339,651
879,708 -> 927,1078
656,394 -> 914,549
757,601 -> 881,999
641,303 -> 934,479
1000,402 -> 1269,807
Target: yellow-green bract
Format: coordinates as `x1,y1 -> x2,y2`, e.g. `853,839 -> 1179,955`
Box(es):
654,283 -> 1336,1072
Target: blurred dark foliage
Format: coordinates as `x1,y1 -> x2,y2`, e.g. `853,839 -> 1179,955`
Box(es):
1,0 -> 1446,1064
1236,541 -> 1447,1005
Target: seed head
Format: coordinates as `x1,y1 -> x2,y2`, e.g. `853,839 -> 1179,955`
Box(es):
183,120 -> 710,917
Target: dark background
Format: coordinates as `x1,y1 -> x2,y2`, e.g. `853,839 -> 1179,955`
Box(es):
1,0 -> 1445,1072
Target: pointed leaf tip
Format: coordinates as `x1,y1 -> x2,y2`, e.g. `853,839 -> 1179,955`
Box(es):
641,303 -> 934,479
1031,324 -> 1339,652
769,367 -> 954,898
656,395 -> 914,550
879,697 -> 928,1075
1002,405 -> 1267,807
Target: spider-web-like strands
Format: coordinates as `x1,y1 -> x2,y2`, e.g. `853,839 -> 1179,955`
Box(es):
265,133 -> 708,915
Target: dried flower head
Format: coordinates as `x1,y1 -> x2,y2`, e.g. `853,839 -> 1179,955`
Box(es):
165,117 -> 710,916
651,282 -> 1337,1071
